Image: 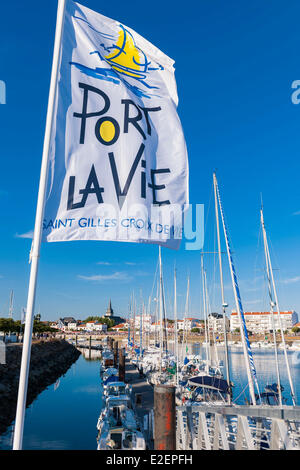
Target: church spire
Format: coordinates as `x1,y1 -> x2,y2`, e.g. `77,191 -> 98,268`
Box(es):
105,299 -> 114,317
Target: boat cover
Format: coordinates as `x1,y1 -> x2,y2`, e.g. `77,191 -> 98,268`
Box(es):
187,375 -> 229,393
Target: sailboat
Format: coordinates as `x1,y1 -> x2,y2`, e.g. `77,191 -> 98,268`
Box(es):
214,173 -> 261,405
259,204 -> 296,406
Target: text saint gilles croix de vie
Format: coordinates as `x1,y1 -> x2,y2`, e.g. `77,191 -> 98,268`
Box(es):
67,82 -> 171,211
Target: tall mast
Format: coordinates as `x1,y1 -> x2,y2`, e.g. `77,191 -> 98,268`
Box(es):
132,292 -> 136,351
204,271 -> 220,368
159,246 -> 163,366
139,301 -> 143,360
9,290 -> 14,319
261,208 -> 296,406
260,207 -> 282,406
174,267 -> 179,386
159,246 -> 168,357
213,174 -> 231,403
201,254 -> 210,372
184,276 -> 190,359
127,296 -> 131,349
214,173 -> 259,405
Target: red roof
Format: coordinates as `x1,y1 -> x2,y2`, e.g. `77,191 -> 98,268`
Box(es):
112,323 -> 127,329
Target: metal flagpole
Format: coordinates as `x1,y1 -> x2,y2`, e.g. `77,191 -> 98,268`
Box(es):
13,0 -> 67,450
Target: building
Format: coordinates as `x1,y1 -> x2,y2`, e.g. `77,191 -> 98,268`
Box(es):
208,313 -> 230,333
57,317 -> 77,331
111,322 -> 128,332
133,314 -> 152,331
195,322 -> 205,331
86,321 -> 97,331
94,322 -> 107,332
150,321 -> 174,333
176,318 -> 199,331
230,310 -> 299,334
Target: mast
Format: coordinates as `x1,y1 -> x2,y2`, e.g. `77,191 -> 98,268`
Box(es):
127,297 -> 131,349
159,246 -> 163,368
174,267 -> 179,386
132,292 -> 136,352
260,207 -> 282,406
185,276 -> 190,359
139,302 -> 143,360
201,254 -> 210,372
214,173 -> 259,405
204,271 -> 220,368
9,290 -> 14,319
261,208 -> 296,406
213,174 -> 231,403
159,246 -> 168,358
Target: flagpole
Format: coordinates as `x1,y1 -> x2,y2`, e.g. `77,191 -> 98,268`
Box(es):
13,0 -> 66,450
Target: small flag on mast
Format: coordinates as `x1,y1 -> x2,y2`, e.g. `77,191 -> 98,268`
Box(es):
21,308 -> 26,325
43,0 -> 188,249
54,378 -> 60,391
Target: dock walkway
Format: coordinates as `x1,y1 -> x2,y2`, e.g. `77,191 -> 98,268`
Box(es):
125,359 -> 154,449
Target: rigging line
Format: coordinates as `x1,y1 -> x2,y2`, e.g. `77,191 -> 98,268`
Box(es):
149,256 -> 159,308
203,180 -> 214,243
232,382 -> 250,404
267,236 -> 288,304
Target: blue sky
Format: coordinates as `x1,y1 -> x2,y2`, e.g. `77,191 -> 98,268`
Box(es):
0,0 -> 300,321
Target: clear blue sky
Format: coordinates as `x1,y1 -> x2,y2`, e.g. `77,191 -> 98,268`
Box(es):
0,0 -> 300,321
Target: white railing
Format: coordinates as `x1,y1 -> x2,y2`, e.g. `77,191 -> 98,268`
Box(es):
176,405 -> 300,450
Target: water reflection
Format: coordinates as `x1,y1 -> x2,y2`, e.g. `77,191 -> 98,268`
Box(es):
190,343 -> 300,405
0,350 -> 103,450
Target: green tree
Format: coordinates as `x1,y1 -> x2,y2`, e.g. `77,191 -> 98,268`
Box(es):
83,316 -> 115,328
292,327 -> 300,334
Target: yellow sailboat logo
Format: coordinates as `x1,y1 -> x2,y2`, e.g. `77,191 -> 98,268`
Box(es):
104,26 -> 149,80
71,18 -> 164,99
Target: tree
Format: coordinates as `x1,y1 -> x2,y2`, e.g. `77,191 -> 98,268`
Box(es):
0,318 -> 20,333
85,316 -> 101,322
84,316 -> 115,328
191,328 -> 200,333
292,326 -> 300,334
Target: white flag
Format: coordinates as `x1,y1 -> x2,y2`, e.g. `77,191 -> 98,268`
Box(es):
21,308 -> 26,325
43,0 -> 188,249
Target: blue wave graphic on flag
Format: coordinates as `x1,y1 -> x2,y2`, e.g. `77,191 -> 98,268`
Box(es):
70,16 -> 163,99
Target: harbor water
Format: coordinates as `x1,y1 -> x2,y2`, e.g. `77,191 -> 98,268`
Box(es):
0,345 -> 299,450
